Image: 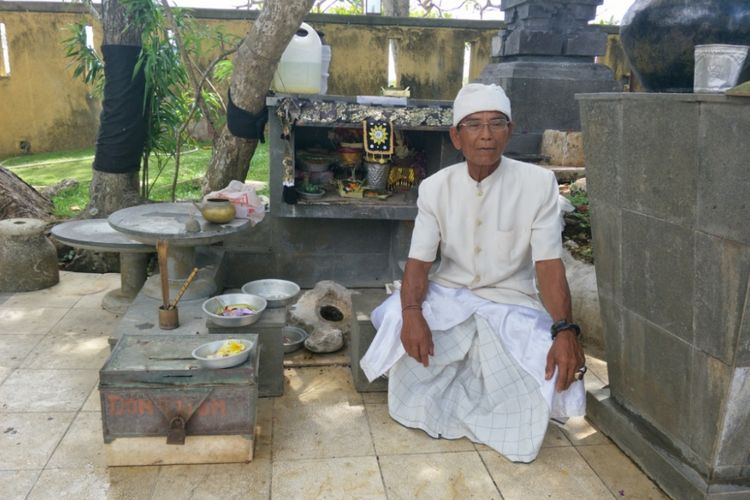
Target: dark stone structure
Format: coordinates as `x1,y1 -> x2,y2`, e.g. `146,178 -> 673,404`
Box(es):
619,0 -> 750,93
578,92 -> 750,499
478,0 -> 621,157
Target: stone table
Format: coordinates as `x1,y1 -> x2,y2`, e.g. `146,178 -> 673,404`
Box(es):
50,219 -> 153,314
108,203 -> 252,301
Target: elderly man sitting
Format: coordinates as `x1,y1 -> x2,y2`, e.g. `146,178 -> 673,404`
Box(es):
361,83 -> 586,463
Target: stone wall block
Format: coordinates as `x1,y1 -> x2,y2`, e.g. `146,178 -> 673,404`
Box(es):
622,311 -> 692,446
597,293 -> 624,398
622,210 -> 694,343
503,30 -> 564,56
688,350 -> 732,472
697,103 -> 750,246
589,201 -> 621,301
738,291 -> 750,368
564,31 -> 607,56
275,218 -> 392,255
715,368 -> 750,473
274,253 -> 391,289
620,99 -> 699,226
618,310 -> 647,412
578,98 -> 622,205
693,233 -> 750,364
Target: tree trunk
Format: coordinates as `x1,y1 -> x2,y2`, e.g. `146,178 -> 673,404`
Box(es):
203,0 -> 316,193
85,170 -> 142,219
84,0 -> 144,218
383,0 -> 410,17
0,167 -> 54,220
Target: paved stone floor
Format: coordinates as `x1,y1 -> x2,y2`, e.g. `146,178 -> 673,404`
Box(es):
0,271 -> 668,499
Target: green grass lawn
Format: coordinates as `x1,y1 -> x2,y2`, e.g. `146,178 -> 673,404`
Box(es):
2,143 -> 270,218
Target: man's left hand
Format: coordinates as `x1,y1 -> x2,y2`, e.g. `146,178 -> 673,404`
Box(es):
545,329 -> 585,392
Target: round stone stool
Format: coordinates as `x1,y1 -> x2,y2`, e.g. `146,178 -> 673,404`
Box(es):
0,218 -> 59,292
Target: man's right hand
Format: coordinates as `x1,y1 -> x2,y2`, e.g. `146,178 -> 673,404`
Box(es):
400,309 -> 434,367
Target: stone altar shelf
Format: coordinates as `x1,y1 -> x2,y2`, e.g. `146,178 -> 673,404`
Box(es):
108,202 -> 252,301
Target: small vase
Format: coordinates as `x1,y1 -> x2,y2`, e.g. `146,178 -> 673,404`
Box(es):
620,0 -> 750,92
365,161 -> 390,191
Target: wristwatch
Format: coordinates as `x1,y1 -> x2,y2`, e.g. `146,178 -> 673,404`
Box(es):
550,320 -> 581,340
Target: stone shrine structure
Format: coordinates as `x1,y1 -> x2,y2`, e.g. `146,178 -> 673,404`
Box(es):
578,92 -> 750,499
478,0 -> 620,157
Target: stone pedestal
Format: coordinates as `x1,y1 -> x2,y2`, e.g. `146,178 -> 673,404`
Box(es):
578,93 -> 750,499
480,60 -> 618,155
0,218 -> 59,292
478,0 -> 620,156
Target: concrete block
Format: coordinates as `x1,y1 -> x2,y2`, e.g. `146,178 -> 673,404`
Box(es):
697,102 -> 750,246
693,233 -> 750,364
578,98 -> 623,206
619,98 -> 699,227
540,130 -> 585,167
350,289 -> 389,392
622,211 -> 694,343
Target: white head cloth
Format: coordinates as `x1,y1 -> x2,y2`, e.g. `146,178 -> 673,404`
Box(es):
452,83 -> 512,126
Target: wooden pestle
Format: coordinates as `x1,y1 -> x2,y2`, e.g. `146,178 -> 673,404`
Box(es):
169,267 -> 199,309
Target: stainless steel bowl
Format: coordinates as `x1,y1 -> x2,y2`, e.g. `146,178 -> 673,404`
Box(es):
192,338 -> 254,369
241,279 -> 301,308
202,293 -> 267,327
281,326 -> 308,353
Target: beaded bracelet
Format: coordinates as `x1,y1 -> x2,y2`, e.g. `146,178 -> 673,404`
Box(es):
550,320 -> 581,340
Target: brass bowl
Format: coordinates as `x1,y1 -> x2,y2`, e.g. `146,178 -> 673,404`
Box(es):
198,198 -> 236,224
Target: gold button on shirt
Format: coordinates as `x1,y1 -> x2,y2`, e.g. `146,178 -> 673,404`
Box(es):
408,157 -> 563,310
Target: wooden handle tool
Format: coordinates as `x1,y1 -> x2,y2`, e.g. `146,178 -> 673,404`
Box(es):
156,240 -> 170,309
170,267 -> 199,309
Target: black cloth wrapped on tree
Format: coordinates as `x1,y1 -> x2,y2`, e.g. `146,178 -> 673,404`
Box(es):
227,89 -> 268,142
93,45 -> 147,174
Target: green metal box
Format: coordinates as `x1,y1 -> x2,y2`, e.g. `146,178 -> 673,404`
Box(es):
99,334 -> 259,445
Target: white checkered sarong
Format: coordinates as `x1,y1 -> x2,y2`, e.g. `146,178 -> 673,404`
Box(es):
361,283 -> 585,462
389,314 -> 548,462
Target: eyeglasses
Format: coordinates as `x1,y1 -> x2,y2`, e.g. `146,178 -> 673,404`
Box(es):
457,118 -> 510,133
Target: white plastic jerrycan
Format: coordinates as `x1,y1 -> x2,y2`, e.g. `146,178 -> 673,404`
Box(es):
271,23 -> 322,94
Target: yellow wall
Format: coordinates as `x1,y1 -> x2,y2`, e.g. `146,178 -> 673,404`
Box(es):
0,5 -> 627,159
0,9 -> 102,158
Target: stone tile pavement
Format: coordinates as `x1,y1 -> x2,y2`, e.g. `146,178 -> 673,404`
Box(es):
0,271 -> 668,499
